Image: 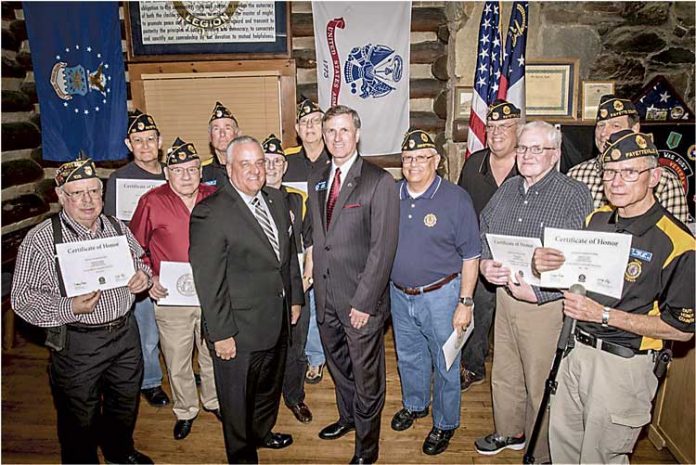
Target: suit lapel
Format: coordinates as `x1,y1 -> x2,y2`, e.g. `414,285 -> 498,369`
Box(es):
224,183 -> 278,263
327,156 -> 362,235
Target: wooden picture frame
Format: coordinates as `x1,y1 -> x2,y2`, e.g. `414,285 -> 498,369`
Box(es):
124,2 -> 290,62
582,81 -> 615,121
454,86 -> 474,121
525,59 -> 579,120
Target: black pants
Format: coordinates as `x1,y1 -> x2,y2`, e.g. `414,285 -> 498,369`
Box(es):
282,299 -> 309,407
213,324 -> 287,464
318,305 -> 386,461
461,278 -> 497,375
49,315 -> 143,464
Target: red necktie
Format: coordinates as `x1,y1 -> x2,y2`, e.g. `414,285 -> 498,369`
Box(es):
326,167 -> 341,226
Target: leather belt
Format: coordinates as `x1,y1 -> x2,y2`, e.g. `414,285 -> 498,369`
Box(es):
574,328 -> 650,359
68,313 -> 130,333
393,273 -> 459,296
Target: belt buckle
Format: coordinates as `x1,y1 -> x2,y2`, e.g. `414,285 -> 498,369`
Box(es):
576,331 -> 594,347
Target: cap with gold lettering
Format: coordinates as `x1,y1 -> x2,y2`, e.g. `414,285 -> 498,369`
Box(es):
401,129 -> 436,152
55,151 -> 98,186
601,129 -> 658,164
128,109 -> 159,135
297,98 -> 323,120
262,134 -> 285,156
487,99 -> 521,121
209,101 -> 237,124
596,95 -> 638,122
166,137 -> 200,166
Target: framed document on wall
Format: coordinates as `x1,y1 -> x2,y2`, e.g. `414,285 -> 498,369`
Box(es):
582,81 -> 615,120
525,59 -> 579,120
125,2 -> 290,61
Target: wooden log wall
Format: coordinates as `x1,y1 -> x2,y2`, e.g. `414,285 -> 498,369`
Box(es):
1,2 -> 449,270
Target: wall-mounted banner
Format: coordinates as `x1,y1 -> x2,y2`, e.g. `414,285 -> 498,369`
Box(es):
313,2 -> 411,156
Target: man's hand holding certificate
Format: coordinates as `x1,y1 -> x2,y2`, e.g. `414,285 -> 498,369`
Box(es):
157,261 -> 199,306
538,228 -> 632,298
485,234 -> 543,286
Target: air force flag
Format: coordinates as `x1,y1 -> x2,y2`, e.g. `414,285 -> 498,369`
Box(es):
313,2 -> 411,156
23,2 -> 128,161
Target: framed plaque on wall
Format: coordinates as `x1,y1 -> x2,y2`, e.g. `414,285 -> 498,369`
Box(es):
525,59 -> 579,120
125,2 -> 290,61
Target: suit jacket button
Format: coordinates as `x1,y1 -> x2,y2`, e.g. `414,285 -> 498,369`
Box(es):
277,291 -> 283,297
325,246 -> 330,251
322,275 -> 327,279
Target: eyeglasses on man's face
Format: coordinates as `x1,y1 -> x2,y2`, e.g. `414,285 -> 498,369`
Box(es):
168,167 -> 200,176
299,117 -> 322,128
515,145 -> 555,155
62,187 -> 102,201
486,122 -> 516,133
601,167 -> 653,182
401,154 -> 436,165
264,158 -> 286,168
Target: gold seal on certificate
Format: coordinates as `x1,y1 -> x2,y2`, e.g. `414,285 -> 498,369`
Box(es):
55,236 -> 136,297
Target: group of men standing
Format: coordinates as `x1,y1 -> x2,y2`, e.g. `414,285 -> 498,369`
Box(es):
11,91 -> 694,465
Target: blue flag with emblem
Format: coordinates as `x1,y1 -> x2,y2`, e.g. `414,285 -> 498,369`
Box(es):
23,1 -> 127,161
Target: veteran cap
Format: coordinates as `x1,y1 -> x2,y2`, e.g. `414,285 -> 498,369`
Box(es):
601,129 -> 658,164
262,134 -> 285,156
166,137 -> 200,166
128,109 -> 159,135
297,98 -> 323,120
487,99 -> 521,121
209,101 -> 237,124
55,151 -> 98,186
596,95 -> 638,122
401,129 -> 437,152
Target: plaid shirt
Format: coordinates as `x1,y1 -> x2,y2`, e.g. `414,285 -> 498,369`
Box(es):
567,157 -> 690,224
480,169 -> 593,303
11,211 -> 151,327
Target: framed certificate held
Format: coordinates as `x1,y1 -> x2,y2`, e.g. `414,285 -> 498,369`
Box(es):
525,59 -> 579,119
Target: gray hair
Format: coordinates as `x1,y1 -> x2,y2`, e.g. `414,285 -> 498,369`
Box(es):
323,105 -> 361,129
517,120 -> 562,149
225,135 -> 262,164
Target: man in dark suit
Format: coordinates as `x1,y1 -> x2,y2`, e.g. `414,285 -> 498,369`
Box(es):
306,105 -> 399,464
189,136 -> 304,464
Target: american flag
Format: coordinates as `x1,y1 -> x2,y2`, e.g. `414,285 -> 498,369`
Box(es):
498,2 -> 528,118
466,1 -> 502,159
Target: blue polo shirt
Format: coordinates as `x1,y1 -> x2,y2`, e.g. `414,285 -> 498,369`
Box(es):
391,176 -> 481,288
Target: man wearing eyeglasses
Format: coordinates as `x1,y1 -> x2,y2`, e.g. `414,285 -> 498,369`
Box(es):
533,130 -> 694,464
190,135 -> 303,463
567,95 -> 689,223
262,134 -> 314,425
389,130 -> 480,455
457,99 -> 521,392
202,101 -> 241,188
12,155 -> 154,464
474,121 -> 593,460
284,98 -> 331,386
130,138 -> 220,441
104,110 -> 171,409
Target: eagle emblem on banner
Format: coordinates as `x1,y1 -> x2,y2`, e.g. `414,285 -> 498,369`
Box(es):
343,43 -> 403,99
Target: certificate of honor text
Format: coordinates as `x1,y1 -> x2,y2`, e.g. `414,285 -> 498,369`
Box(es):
116,179 -> 166,221
486,234 -> 543,286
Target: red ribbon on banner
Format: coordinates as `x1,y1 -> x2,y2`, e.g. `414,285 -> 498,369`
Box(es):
326,17 -> 345,106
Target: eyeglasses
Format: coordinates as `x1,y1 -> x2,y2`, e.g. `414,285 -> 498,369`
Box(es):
264,158 -> 286,168
601,167 -> 653,182
515,145 -> 556,155
299,117 -> 322,127
168,167 -> 200,176
62,188 -> 102,200
402,154 -> 436,165
486,123 -> 516,133
130,135 -> 158,146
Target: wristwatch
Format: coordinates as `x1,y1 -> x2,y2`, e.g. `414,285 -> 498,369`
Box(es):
601,306 -> 611,328
459,297 -> 474,306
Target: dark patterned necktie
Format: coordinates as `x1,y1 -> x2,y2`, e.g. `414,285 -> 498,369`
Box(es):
326,167 -> 341,226
251,197 -> 280,261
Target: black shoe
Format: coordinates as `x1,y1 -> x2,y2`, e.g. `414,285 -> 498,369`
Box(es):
141,386 -> 170,407
104,449 -> 154,464
288,401 -> 313,423
460,369 -> 485,392
260,432 -> 293,449
422,427 -> 455,455
318,421 -> 355,440
390,407 -> 429,431
204,407 -> 223,422
349,454 -> 377,464
174,418 -> 195,440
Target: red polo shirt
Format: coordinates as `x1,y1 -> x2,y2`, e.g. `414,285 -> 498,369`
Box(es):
129,183 -> 215,276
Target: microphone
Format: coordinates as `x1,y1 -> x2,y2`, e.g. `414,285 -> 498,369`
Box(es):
557,283 -> 585,350
568,283 -> 586,296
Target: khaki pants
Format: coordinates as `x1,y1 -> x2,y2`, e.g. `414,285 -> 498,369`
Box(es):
491,289 -> 563,463
154,305 -> 218,420
550,343 -> 658,464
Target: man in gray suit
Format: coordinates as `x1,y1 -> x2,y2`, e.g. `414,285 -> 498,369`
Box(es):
305,105 -> 399,465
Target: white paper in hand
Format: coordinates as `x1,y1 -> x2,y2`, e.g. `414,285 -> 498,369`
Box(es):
443,317 -> 475,371
158,261 -> 199,306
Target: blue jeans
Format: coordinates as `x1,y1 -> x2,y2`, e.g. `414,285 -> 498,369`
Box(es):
133,296 -> 163,389
390,277 -> 461,430
304,289 -> 325,366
